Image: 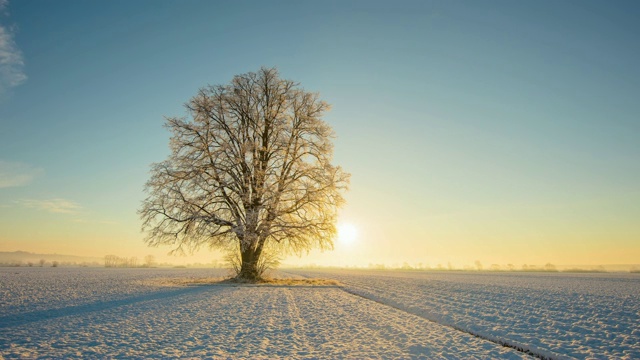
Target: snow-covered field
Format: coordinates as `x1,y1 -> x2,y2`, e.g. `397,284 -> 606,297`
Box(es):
290,269 -> 640,359
1,268 -> 637,359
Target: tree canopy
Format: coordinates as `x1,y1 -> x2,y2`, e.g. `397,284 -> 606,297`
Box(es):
139,67 -> 349,279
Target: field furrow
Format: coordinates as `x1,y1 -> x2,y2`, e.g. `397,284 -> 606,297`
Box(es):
291,269 -> 640,359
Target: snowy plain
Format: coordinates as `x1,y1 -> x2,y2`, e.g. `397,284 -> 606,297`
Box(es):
0,268 -> 637,359
290,269 -> 640,359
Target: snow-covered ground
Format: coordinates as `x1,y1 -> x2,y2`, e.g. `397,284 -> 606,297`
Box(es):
1,268 -> 637,359
289,269 -> 640,359
1,267 -> 532,359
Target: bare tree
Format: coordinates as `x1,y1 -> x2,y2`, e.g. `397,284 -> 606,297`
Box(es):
224,243 -> 281,280
544,263 -> 557,272
144,255 -> 156,268
104,255 -> 118,268
104,255 -> 137,268
475,260 -> 483,271
140,67 -> 349,280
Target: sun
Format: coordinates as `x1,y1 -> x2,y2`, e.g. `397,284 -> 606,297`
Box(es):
337,223 -> 359,246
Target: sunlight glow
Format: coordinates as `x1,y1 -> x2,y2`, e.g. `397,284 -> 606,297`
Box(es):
337,223 -> 359,246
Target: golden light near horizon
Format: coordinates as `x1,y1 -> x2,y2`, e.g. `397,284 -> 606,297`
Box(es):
337,223 -> 359,246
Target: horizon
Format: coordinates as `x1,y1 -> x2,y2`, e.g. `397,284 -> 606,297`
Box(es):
0,249 -> 638,272
1,1 -> 639,268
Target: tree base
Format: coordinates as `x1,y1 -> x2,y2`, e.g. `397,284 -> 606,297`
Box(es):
234,269 -> 263,282
227,275 -> 265,284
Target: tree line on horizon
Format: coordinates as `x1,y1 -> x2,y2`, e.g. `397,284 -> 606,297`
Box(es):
104,255 -> 157,268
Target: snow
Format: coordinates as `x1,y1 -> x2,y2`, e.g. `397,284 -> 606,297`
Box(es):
290,269 -> 640,359
1,267 -> 532,359
1,268 -> 637,359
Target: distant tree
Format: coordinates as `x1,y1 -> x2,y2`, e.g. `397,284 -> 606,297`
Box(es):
104,255 -> 117,268
127,257 -> 138,268
506,263 -> 515,271
475,260 -> 483,271
39,259 -> 45,267
104,255 -> 140,268
144,255 -> 156,268
140,68 -> 350,280
544,263 -> 557,272
51,261 -> 59,267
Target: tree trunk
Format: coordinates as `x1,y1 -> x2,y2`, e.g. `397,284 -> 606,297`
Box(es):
237,247 -> 262,281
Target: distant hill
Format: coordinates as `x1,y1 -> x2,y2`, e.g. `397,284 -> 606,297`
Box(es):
0,251 -> 103,266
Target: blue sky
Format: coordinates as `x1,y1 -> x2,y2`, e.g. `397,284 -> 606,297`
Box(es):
1,0 -> 639,266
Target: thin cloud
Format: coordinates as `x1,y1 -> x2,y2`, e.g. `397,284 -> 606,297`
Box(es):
0,0 -> 26,92
0,160 -> 43,188
18,198 -> 82,214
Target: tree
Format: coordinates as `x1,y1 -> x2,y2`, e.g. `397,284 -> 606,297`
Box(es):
104,255 -> 118,268
127,257 -> 138,268
544,263 -> 557,272
144,255 -> 156,268
139,67 -> 350,280
475,260 -> 483,271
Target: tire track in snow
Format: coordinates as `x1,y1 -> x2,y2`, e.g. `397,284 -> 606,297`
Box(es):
338,286 -> 562,360
282,288 -> 312,355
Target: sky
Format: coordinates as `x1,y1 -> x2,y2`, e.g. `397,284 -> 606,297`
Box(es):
1,0 -> 639,268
